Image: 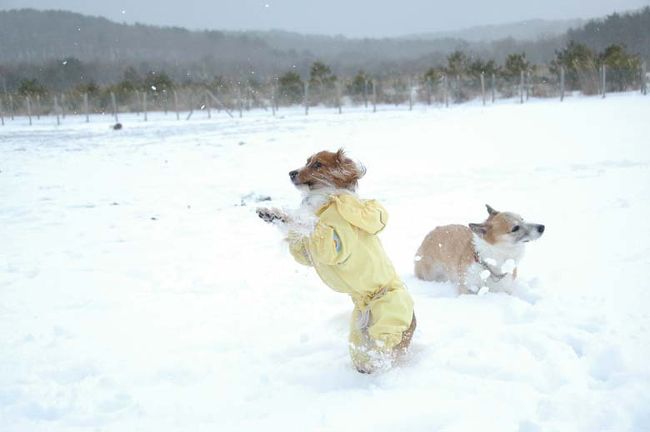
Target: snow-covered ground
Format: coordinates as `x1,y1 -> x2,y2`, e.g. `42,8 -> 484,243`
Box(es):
1,94 -> 650,432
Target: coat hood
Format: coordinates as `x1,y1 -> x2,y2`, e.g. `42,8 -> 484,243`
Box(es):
318,193 -> 388,235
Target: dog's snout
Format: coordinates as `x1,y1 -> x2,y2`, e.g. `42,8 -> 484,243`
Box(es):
289,170 -> 298,180
537,225 -> 545,234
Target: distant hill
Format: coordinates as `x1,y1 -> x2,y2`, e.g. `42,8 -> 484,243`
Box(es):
0,9 -> 289,73
0,7 -> 647,87
0,9 -> 567,81
406,18 -> 585,42
0,9 -> 477,71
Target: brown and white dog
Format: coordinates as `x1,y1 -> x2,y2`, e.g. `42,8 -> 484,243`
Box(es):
256,149 -> 416,372
414,205 -> 544,295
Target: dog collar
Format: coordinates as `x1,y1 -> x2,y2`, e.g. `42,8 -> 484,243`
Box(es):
473,251 -> 509,282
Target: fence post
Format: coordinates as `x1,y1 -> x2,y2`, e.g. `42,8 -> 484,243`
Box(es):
526,70 -> 530,101
480,72 -> 486,106
26,96 -> 32,126
271,84 -> 276,116
442,75 -> 449,108
54,95 -> 60,126
135,90 -> 140,116
364,79 -> 369,108
61,93 -> 66,119
174,91 -> 180,120
491,73 -> 496,103
304,81 -> 309,115
426,78 -> 432,106
35,94 -> 41,120
186,93 -> 194,120
143,92 -> 148,121
519,70 -> 524,104
601,64 -> 607,99
372,80 -> 377,113
560,66 -> 564,102
336,81 -> 342,114
205,92 -> 211,119
408,78 -> 413,111
9,95 -> 14,120
642,61 -> 648,95
110,92 -> 118,122
0,97 -> 4,126
237,84 -> 243,118
83,92 -> 89,122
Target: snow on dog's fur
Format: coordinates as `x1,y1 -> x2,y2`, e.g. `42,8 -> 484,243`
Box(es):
414,205 -> 545,295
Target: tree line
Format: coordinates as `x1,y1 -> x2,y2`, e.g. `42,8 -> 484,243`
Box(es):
2,40 -> 644,119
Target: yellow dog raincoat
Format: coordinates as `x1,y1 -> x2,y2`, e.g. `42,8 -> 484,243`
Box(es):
288,193 -> 415,372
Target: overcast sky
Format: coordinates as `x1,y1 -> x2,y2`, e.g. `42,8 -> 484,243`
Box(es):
1,0 -> 648,37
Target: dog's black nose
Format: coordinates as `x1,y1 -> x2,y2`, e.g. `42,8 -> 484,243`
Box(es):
537,225 -> 545,234
289,170 -> 298,180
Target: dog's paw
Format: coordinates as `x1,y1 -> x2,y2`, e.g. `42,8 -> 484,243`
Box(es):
256,207 -> 288,224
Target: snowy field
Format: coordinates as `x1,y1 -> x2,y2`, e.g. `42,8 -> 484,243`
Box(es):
2,94 -> 650,431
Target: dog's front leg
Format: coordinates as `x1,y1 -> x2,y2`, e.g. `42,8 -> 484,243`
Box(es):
256,207 -> 291,224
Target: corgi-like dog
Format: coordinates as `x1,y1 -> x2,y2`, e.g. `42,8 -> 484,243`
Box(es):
414,205 -> 544,294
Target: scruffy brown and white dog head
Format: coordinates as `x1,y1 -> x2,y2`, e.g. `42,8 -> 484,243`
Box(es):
469,204 -> 545,245
289,149 -> 366,192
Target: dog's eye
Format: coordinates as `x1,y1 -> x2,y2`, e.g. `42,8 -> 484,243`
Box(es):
312,161 -> 322,169
511,225 -> 520,233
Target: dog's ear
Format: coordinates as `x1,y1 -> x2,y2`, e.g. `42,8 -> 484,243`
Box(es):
335,148 -> 346,163
485,204 -> 498,216
469,223 -> 488,237
337,148 -> 365,177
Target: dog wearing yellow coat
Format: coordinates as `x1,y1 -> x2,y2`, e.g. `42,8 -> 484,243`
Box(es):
257,149 -> 415,373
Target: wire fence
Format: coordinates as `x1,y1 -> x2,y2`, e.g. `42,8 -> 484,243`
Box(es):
0,64 -> 647,127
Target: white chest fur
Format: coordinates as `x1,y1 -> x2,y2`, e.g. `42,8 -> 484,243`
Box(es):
466,234 -> 525,294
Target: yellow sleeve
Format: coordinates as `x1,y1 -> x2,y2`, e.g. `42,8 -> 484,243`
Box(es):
307,220 -> 357,266
363,200 -> 389,234
287,231 -> 312,266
